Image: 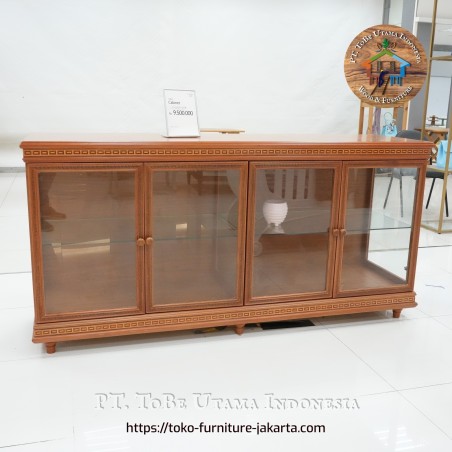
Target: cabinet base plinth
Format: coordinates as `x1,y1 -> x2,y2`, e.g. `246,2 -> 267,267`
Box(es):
32,292 -> 417,352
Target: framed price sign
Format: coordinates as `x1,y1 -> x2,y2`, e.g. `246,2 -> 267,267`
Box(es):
163,89 -> 200,137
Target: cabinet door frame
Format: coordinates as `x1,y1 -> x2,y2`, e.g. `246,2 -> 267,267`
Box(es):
27,163 -> 145,322
144,162 -> 248,313
245,161 -> 342,305
333,159 -> 427,298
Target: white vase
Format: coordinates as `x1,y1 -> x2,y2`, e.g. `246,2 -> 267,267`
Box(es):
263,199 -> 288,233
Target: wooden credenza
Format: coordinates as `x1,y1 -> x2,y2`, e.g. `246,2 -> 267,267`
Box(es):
21,134 -> 431,353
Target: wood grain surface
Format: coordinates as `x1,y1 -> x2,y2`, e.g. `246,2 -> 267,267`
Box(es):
344,24 -> 427,106
22,136 -> 429,352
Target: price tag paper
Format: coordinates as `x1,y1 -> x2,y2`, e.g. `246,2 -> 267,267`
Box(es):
163,89 -> 200,137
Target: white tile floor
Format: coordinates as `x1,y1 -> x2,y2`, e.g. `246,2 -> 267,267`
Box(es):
0,143 -> 24,170
1,171 -> 452,451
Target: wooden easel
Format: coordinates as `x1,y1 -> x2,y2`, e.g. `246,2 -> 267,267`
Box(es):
358,101 -> 409,134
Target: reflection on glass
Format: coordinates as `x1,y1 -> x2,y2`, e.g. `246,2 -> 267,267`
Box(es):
39,171 -> 138,315
340,167 -> 418,292
151,169 -> 240,306
251,167 -> 334,298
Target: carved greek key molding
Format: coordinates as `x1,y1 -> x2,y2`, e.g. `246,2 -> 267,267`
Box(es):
23,148 -> 431,158
34,295 -> 415,339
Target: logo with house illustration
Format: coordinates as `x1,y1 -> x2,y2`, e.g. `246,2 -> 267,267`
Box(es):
362,39 -> 410,96
344,24 -> 427,106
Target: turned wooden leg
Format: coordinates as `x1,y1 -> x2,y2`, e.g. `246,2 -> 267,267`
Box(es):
234,324 -> 246,335
45,342 -> 57,354
392,309 -> 402,319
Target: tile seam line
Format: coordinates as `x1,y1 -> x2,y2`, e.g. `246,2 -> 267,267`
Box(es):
325,328 -> 398,392
418,244 -> 452,249
327,328 -> 452,440
431,316 -> 452,330
0,355 -> 59,364
358,389 -> 398,398
0,437 -> 66,449
398,380 -> 452,392
398,390 -> 452,441
319,314 -> 431,330
0,173 -> 17,210
0,306 -> 33,312
0,271 -> 32,275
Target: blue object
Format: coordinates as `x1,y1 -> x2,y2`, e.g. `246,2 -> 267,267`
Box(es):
436,140 -> 451,169
381,112 -> 397,137
382,124 -> 398,137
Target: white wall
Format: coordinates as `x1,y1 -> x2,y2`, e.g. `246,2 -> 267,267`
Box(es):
0,0 -> 383,142
427,52 -> 452,121
416,0 -> 452,21
389,0 -> 404,26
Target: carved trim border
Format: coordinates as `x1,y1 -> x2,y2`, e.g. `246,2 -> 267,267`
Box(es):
34,295 -> 415,339
23,148 -> 432,158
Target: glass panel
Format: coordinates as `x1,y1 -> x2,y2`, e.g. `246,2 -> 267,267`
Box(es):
251,167 -> 334,298
39,171 -> 138,315
151,169 -> 240,306
421,165 -> 452,233
340,167 -> 418,292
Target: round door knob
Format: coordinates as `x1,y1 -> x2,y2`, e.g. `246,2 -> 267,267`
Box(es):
145,237 -> 153,245
136,238 -> 145,247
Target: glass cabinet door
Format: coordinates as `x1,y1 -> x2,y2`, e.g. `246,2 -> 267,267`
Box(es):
336,163 -> 422,295
32,165 -> 144,321
146,163 -> 247,311
246,162 -> 341,303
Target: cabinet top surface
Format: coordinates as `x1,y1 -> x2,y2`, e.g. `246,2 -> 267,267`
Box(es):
21,133 -> 433,163
20,133 -> 432,148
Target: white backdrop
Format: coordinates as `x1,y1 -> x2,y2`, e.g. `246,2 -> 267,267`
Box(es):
0,0 -> 383,142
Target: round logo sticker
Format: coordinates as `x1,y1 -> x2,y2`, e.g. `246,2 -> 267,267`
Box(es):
344,24 -> 427,106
